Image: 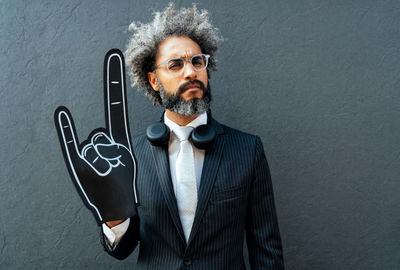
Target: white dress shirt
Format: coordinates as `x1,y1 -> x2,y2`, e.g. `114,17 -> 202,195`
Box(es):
102,112 -> 207,248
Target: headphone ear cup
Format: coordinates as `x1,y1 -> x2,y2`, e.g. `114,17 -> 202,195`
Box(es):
146,122 -> 170,146
191,124 -> 216,150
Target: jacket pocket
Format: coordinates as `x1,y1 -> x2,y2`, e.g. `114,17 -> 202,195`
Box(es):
211,184 -> 247,203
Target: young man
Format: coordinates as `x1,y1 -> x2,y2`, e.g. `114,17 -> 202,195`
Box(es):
56,4 -> 284,269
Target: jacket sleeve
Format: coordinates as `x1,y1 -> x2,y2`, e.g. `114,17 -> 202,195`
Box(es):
246,136 -> 285,269
100,215 -> 140,260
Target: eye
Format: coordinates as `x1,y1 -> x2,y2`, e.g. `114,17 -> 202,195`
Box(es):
168,59 -> 184,71
192,55 -> 205,67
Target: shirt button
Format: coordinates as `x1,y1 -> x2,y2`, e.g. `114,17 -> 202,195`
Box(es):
184,259 -> 191,265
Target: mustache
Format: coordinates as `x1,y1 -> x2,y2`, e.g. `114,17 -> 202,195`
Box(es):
177,80 -> 206,95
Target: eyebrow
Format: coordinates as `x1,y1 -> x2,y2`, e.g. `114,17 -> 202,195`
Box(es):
163,53 -> 202,63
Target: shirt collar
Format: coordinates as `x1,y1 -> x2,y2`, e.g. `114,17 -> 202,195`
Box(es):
164,112 -> 208,134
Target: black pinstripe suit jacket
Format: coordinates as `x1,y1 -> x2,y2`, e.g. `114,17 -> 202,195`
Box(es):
102,117 -> 284,270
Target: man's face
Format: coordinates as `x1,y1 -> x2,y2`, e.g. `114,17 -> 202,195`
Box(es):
148,36 -> 211,116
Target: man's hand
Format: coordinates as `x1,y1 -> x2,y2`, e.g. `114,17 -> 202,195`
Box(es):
54,49 -> 137,225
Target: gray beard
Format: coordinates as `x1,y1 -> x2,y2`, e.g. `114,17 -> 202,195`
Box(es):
158,82 -> 212,117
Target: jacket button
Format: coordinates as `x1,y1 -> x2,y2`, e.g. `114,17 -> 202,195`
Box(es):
184,259 -> 191,265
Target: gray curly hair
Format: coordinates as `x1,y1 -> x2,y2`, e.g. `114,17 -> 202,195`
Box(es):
125,3 -> 223,106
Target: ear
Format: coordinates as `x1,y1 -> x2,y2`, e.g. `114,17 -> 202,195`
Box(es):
147,72 -> 159,91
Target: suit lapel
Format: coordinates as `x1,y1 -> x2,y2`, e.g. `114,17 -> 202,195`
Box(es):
150,118 -> 225,247
187,118 -> 225,246
150,144 -> 186,244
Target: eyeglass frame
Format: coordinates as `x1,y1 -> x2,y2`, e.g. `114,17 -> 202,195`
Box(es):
153,53 -> 210,73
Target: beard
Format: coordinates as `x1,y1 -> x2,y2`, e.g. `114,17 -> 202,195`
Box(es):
157,79 -> 212,117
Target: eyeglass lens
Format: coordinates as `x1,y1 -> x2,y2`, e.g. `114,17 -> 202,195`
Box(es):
167,54 -> 208,72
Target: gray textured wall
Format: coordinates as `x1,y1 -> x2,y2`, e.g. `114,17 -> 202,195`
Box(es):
1,0 -> 399,269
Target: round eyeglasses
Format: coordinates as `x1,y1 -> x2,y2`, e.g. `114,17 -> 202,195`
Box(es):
153,54 -> 210,73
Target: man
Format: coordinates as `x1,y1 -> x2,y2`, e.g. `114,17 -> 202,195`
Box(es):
55,4 -> 284,269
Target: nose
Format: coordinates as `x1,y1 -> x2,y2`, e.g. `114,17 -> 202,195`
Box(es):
183,61 -> 197,81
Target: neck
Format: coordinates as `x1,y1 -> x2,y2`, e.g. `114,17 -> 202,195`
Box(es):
165,109 -> 198,126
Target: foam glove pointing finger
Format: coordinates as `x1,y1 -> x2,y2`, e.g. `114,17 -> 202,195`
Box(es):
54,49 -> 137,224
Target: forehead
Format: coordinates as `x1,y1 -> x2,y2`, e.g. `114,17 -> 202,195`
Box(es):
156,36 -> 202,61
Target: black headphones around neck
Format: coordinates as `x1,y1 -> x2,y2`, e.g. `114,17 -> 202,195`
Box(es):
146,111 -> 216,150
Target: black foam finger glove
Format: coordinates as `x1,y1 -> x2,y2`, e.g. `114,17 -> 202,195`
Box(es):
54,49 -> 137,224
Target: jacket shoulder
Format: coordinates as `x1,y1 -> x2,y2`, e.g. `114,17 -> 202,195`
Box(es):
132,132 -> 147,144
219,122 -> 260,142
131,132 -> 149,152
214,120 -> 265,155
